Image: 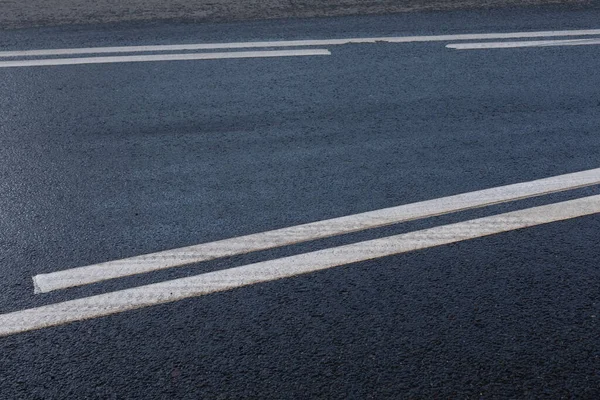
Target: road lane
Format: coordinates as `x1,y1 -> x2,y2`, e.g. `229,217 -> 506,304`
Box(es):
2,28 -> 600,58
0,5 -> 599,398
4,194 -> 600,337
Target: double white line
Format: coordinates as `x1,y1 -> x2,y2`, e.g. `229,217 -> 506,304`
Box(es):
1,167 -> 599,337
2,28 -> 600,68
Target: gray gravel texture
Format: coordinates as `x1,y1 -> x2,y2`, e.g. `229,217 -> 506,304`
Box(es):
0,0 -> 591,30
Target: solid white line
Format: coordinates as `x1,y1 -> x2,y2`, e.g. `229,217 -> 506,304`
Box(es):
32,168 -> 600,294
447,38 -> 600,50
0,49 -> 331,68
1,29 -> 600,58
4,195 -> 600,337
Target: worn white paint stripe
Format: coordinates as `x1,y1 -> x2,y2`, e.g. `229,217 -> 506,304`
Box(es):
4,195 -> 600,337
1,29 -> 600,58
447,38 -> 600,50
0,49 -> 331,68
32,168 -> 600,294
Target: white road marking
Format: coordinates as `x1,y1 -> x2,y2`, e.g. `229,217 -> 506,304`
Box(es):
0,49 -> 331,68
32,168 -> 600,294
4,195 -> 600,337
1,29 -> 599,58
447,38 -> 600,50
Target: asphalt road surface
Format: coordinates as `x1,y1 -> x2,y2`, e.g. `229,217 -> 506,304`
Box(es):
0,0 -> 592,30
0,4 -> 599,399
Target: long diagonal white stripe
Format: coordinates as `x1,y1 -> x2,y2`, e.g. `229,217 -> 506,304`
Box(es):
1,29 -> 600,58
3,195 -> 600,337
32,168 -> 600,294
0,49 -> 331,68
447,38 -> 600,50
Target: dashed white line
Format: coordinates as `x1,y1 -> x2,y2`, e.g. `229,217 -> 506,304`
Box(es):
3,194 -> 600,337
0,49 -> 331,68
447,38 -> 600,50
1,29 -> 599,58
32,167 -> 600,294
